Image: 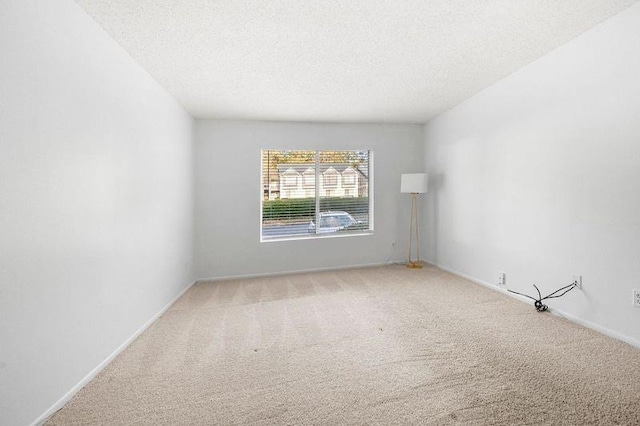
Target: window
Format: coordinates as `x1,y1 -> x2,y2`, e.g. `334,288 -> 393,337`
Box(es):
282,170 -> 298,188
342,169 -> 356,186
261,149 -> 372,240
323,168 -> 339,188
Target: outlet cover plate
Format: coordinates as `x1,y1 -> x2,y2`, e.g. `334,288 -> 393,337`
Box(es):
571,274 -> 582,290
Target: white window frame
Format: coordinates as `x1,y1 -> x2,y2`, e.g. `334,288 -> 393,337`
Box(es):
260,149 -> 374,242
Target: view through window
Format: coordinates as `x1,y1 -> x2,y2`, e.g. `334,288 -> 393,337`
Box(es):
261,150 -> 372,240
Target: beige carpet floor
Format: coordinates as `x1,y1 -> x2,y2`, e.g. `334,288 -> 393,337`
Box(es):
48,265 -> 640,425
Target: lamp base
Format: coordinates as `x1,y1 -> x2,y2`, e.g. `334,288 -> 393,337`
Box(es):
406,262 -> 423,269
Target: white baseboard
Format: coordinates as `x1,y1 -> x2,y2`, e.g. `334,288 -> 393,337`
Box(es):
547,307 -> 640,349
31,279 -> 197,426
427,260 -> 640,350
195,260 -> 402,283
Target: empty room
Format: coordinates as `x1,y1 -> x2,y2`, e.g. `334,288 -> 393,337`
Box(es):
2,0 -> 640,424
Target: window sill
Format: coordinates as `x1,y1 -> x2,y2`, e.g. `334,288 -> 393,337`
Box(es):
260,230 -> 374,243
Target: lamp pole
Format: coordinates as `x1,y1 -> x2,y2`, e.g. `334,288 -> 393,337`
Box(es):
407,192 -> 422,268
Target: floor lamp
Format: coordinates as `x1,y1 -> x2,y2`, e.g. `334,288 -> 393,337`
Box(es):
401,173 -> 428,268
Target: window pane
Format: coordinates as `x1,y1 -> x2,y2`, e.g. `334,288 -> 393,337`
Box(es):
262,150 -> 315,239
318,150 -> 370,234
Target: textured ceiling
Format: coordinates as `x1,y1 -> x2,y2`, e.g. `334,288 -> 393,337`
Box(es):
74,0 -> 637,123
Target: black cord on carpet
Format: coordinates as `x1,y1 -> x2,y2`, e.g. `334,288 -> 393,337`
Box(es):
508,281 -> 578,312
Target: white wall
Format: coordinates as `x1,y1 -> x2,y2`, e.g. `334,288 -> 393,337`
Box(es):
423,3 -> 640,345
0,1 -> 194,424
195,120 -> 423,279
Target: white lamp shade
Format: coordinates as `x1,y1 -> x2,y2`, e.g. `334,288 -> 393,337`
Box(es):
401,173 -> 428,193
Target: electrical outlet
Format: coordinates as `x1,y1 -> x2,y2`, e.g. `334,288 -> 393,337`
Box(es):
498,271 -> 506,287
633,289 -> 640,308
571,274 -> 582,290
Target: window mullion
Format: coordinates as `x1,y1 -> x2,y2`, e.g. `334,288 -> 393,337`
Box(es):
314,151 -> 320,234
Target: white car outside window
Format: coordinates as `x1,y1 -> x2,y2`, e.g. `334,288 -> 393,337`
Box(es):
308,211 -> 360,234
